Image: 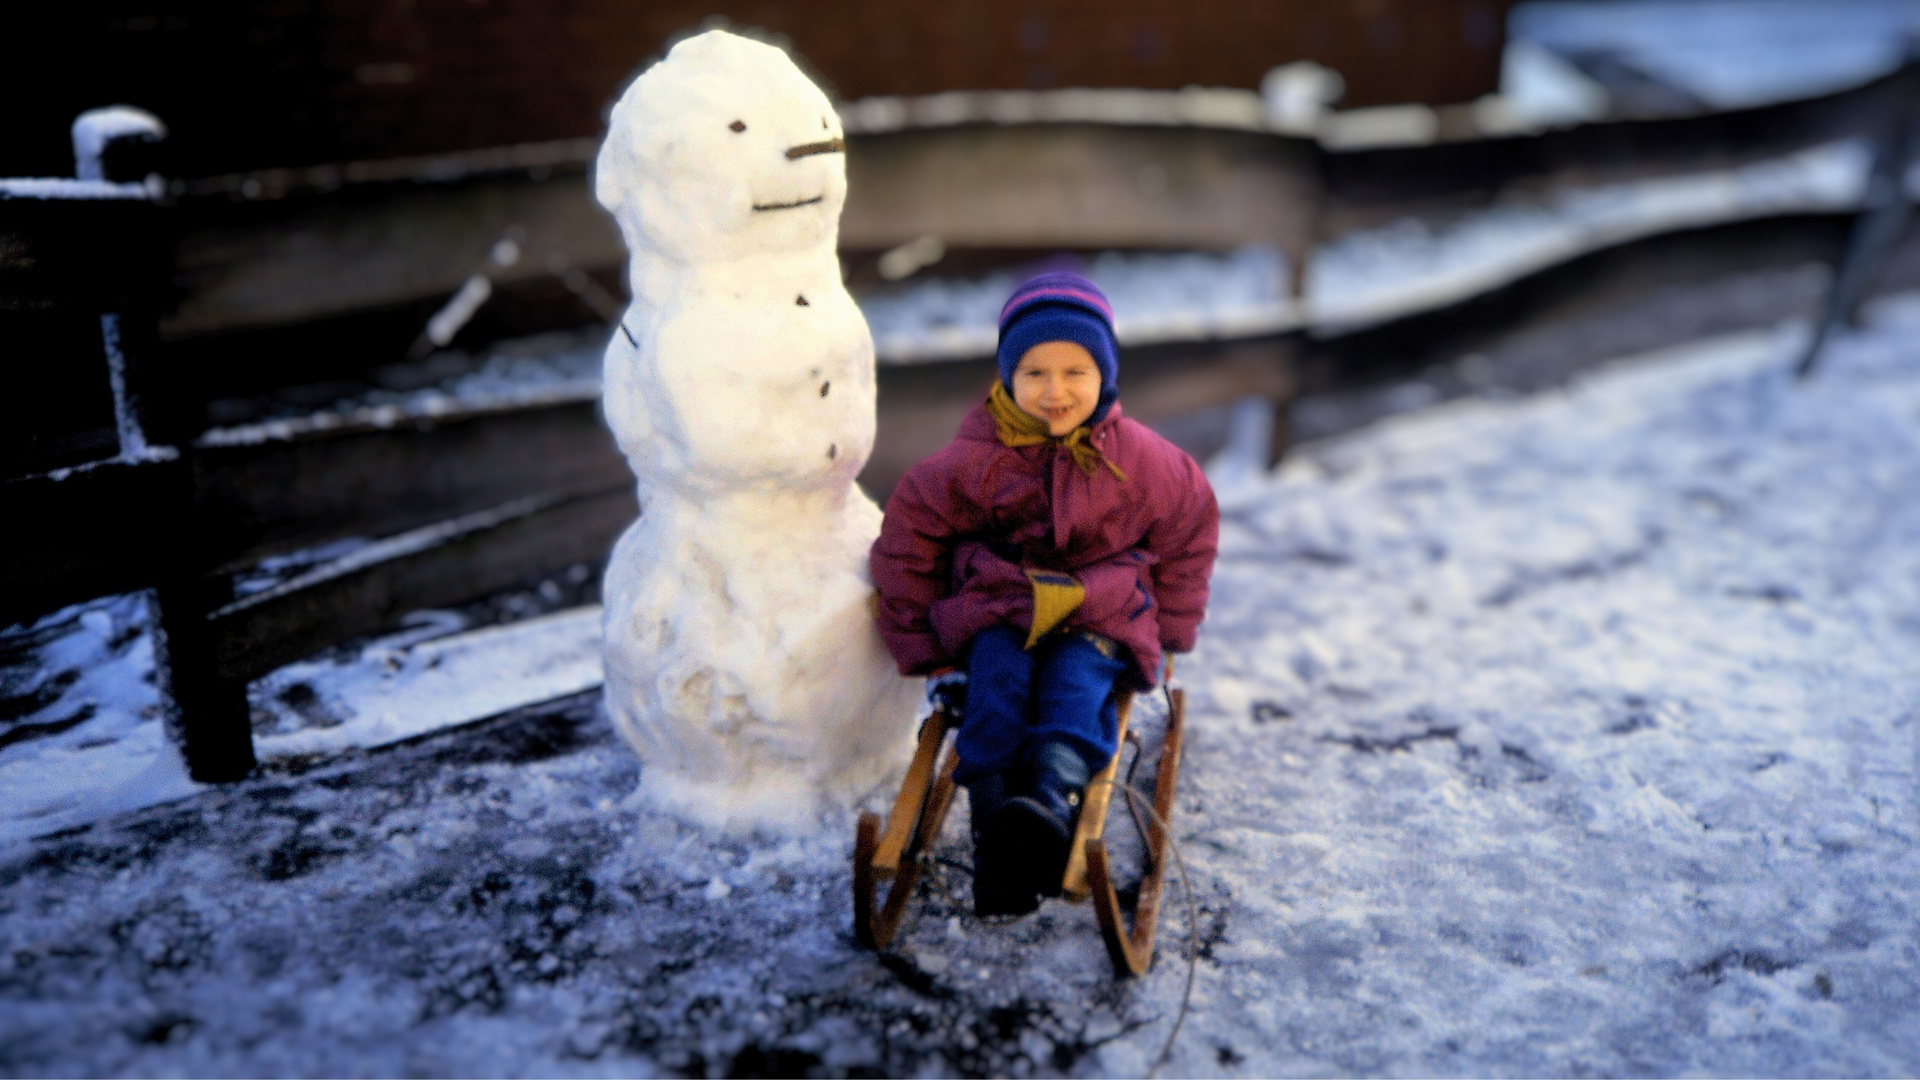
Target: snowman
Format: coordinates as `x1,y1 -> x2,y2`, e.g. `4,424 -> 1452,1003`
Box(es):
595,30 -> 921,829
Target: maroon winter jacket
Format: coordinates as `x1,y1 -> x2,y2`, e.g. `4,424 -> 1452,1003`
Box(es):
870,400 -> 1219,690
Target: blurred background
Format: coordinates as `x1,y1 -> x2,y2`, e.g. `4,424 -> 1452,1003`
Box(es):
5,1 -> 1919,791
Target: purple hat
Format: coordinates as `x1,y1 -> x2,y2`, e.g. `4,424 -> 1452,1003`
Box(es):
996,271 -> 1120,425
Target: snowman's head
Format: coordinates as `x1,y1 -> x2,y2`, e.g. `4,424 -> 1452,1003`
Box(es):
598,30 -> 847,266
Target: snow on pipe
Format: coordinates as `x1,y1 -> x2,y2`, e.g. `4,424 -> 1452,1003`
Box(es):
72,106 -> 166,181
1,108 -> 164,200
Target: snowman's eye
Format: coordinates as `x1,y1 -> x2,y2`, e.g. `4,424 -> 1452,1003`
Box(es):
821,117 -> 829,129
729,120 -> 746,132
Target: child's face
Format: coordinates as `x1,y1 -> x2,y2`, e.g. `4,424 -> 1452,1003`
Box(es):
1012,341 -> 1101,436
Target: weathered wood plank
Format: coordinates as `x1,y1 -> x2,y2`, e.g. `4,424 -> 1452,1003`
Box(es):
208,485 -> 634,683
1321,67 -> 1910,231
0,197 -> 170,312
192,399 -> 628,568
164,176 -> 625,337
840,124 -> 1322,257
0,455 -> 184,627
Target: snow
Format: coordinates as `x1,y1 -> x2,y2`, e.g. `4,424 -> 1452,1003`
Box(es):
4,290 -> 1916,1075
861,246 -> 1296,364
1499,38 -> 1614,128
0,177 -> 151,201
97,313 -> 154,461
594,29 -> 921,829
838,86 -> 1268,137
251,607 -> 604,761
0,594 -> 198,850
197,331 -> 605,446
1512,0 -> 1920,112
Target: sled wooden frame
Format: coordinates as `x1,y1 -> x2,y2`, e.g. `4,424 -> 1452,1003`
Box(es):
852,675 -> 1186,977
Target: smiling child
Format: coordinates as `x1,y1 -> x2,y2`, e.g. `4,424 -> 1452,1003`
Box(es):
869,271 -> 1220,915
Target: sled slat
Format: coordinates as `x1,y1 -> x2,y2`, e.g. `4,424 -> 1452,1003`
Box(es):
1061,696 -> 1132,902
1089,683 -> 1185,976
873,710 -> 951,877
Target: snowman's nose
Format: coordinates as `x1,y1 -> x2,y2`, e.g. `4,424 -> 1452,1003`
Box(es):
785,137 -> 845,160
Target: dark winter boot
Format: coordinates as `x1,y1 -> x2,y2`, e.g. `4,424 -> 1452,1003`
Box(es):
966,773 -> 1038,916
998,741 -> 1093,900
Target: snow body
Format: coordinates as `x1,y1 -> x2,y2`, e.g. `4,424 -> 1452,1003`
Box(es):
594,30 -> 918,829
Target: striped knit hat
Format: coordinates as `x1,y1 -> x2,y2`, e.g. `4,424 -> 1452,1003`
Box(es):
996,271 -> 1120,425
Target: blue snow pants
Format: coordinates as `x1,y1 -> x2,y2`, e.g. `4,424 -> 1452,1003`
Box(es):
953,624 -> 1130,784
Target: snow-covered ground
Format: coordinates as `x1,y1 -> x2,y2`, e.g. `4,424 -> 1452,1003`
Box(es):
4,287 -> 1916,1074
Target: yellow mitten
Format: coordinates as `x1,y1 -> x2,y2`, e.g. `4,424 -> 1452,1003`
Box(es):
1024,569 -> 1086,649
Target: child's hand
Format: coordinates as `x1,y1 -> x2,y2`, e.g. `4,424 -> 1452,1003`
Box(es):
927,668 -> 968,718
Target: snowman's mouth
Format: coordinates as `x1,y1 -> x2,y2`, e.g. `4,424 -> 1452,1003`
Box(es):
752,194 -> 825,212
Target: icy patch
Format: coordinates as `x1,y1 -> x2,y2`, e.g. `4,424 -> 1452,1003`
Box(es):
0,595 -> 606,851
0,594 -> 199,849
251,606 -> 604,762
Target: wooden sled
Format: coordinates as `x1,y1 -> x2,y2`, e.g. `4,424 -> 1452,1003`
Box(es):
853,678 -> 1186,977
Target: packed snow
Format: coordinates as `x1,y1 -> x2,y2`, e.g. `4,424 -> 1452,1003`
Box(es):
4,284 -> 1916,1074
594,29 -> 920,829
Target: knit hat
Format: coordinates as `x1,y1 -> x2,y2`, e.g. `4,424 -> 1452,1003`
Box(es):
996,272 -> 1120,425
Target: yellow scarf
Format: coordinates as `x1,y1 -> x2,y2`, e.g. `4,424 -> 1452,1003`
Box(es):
983,382 -> 1127,647
984,382 -> 1128,482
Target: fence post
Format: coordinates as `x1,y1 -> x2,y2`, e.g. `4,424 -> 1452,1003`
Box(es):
74,106 -> 259,780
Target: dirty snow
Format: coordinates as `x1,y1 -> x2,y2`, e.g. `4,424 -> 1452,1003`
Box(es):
4,287 -> 1917,1074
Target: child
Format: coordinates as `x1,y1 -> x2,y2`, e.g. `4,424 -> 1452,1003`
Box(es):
870,272 -> 1220,915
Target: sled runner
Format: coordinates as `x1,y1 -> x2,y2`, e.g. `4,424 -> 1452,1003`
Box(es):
853,676 -> 1187,977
